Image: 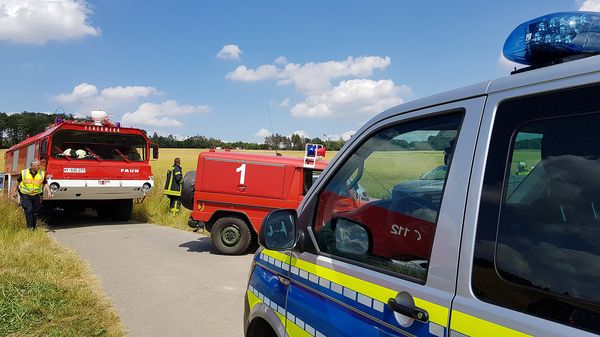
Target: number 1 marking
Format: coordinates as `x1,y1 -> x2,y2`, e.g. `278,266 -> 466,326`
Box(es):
236,163 -> 246,184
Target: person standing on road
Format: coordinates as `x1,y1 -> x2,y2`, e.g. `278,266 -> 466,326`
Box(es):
164,157 -> 183,214
14,160 -> 53,230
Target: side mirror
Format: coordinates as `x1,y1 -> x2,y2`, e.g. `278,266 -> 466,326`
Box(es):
330,217 -> 370,255
151,143 -> 159,160
259,209 -> 297,250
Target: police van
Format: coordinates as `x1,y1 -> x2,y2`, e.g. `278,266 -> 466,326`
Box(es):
244,12 -> 600,337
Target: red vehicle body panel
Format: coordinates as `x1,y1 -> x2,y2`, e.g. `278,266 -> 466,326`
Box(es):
190,151 -> 328,233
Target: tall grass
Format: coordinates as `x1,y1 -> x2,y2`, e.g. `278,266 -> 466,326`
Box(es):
132,176 -> 194,232
0,198 -> 125,337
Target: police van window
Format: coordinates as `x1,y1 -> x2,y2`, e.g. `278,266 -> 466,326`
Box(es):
505,132 -> 542,197
51,130 -> 146,162
474,85 -> 600,334
313,113 -> 462,282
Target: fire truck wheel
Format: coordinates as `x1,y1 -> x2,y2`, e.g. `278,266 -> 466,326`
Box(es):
114,199 -> 133,221
211,217 -> 252,255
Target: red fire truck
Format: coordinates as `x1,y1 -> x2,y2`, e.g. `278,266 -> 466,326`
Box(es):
3,110 -> 158,220
182,145 -> 328,255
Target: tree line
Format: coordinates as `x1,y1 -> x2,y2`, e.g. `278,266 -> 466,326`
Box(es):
1,112 -> 468,152
148,132 -> 349,151
0,112 -> 350,151
0,112 -> 76,148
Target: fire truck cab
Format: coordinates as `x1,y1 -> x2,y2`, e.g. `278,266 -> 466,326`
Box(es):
3,111 -> 158,220
182,147 -> 328,255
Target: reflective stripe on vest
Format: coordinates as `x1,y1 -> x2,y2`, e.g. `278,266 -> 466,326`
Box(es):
164,166 -> 182,197
19,169 -> 45,195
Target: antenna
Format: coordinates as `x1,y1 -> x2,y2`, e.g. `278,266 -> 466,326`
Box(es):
53,106 -> 66,115
267,101 -> 280,156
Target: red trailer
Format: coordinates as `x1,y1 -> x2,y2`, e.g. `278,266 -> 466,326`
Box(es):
182,147 -> 328,255
3,111 -> 158,220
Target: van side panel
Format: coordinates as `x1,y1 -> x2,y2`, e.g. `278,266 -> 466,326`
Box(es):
201,157 -> 286,199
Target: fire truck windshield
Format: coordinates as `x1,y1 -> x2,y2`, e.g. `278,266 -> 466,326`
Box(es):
51,130 -> 147,162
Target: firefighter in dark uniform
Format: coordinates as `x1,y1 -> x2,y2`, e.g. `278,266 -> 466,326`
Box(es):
164,158 -> 183,214
15,160 -> 52,230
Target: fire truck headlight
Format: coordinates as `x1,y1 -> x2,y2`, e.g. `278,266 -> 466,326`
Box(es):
49,183 -> 60,193
142,183 -> 151,193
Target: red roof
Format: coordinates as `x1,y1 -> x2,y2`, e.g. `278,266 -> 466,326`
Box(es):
200,151 -> 329,170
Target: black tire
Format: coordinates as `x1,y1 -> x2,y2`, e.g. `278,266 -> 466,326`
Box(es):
114,199 -> 133,221
181,170 -> 196,210
211,217 -> 252,255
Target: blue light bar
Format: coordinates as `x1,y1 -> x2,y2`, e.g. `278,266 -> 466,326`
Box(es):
503,12 -> 600,66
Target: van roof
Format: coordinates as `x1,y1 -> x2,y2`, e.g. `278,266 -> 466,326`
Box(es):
200,151 -> 329,170
367,54 -> 600,131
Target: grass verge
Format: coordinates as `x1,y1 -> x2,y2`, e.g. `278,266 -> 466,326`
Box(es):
0,198 -> 125,337
131,176 -> 195,233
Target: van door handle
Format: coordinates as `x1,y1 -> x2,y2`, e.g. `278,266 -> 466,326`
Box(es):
387,298 -> 429,323
237,184 -> 247,192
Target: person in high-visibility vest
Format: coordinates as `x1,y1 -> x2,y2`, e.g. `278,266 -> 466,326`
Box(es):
15,160 -> 53,230
164,158 -> 183,214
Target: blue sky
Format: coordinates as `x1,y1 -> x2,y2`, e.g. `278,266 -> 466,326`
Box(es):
0,0 -> 597,142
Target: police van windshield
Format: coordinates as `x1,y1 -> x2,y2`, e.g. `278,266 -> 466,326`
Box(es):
51,130 -> 147,162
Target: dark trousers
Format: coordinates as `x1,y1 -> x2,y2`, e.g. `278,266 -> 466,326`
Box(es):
20,193 -> 41,229
168,195 -> 181,210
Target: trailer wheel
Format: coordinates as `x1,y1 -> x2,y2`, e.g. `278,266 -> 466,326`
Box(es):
114,199 -> 133,221
211,217 -> 252,255
181,171 -> 196,210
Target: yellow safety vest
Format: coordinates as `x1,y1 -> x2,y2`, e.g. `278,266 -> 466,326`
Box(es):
19,169 -> 45,195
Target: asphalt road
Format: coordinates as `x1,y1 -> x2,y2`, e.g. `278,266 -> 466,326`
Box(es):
49,218 -> 254,337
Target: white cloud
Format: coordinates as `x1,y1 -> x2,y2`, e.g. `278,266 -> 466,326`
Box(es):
324,131 -> 355,141
54,82 -> 98,103
226,55 -> 391,95
0,0 -> 100,45
255,128 -> 271,138
279,98 -> 290,107
54,83 -> 162,111
100,86 -> 161,100
274,56 -> 288,64
217,44 -> 242,60
291,79 -> 408,118
340,130 -> 356,141
121,100 -> 210,128
225,64 -> 279,82
290,130 -> 309,139
279,56 -> 392,95
579,0 -> 600,11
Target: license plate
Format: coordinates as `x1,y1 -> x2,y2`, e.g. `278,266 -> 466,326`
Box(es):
64,168 -> 86,173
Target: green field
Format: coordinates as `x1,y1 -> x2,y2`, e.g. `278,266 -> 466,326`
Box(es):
0,200 -> 125,337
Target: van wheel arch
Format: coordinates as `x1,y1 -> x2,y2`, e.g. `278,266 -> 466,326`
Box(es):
246,317 -> 278,337
207,211 -> 256,235
210,213 -> 254,255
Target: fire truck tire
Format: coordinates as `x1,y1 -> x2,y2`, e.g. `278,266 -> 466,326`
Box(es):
181,171 -> 196,210
114,199 -> 133,221
211,217 -> 252,255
